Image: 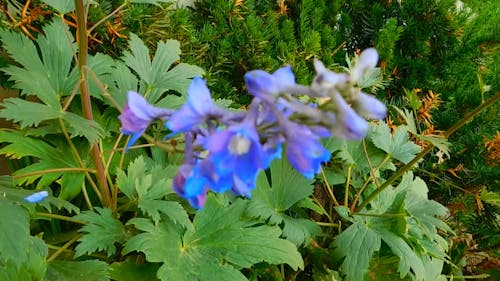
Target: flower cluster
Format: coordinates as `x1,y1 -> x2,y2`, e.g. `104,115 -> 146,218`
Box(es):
119,48 -> 386,208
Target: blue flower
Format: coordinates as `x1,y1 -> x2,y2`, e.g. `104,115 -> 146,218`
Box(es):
204,122 -> 272,196
119,91 -> 172,148
352,92 -> 387,120
167,77 -> 220,133
244,65 -> 295,98
285,124 -> 331,179
173,164 -> 209,209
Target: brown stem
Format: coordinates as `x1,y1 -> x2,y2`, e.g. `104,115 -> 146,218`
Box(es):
74,0 -> 112,209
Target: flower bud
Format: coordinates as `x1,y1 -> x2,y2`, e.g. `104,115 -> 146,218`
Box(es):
351,48 -> 379,82
332,93 -> 369,140
352,92 -> 387,120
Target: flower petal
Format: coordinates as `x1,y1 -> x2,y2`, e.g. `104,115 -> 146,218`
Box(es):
245,70 -> 276,97
187,77 -> 215,115
332,94 -> 369,140
286,125 -> 331,178
353,92 -> 387,120
166,77 -> 218,132
24,191 -> 49,203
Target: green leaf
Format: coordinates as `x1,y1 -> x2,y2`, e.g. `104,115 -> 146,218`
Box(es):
368,256 -> 412,281
86,53 -> 116,100
161,63 -> 204,95
155,94 -> 186,109
392,107 -> 418,135
0,20 -> 75,108
247,157 -> 321,245
0,98 -> 63,127
0,197 -> 38,269
370,122 -> 421,164
334,138 -> 396,172
0,32 -> 59,108
378,229 -> 425,280
122,34 -> 203,102
332,222 -> 381,281
296,197 -> 328,216
46,260 -> 110,281
63,111 -> 104,144
103,60 -> 139,108
108,258 -> 160,281
0,130 -> 56,158
123,34 -> 152,85
36,19 -> 76,95
334,172 -> 451,281
0,99 -> 103,143
403,88 -> 422,111
125,196 -> 303,281
116,156 -> 148,198
58,171 -> 86,200
123,218 -> 198,281
0,237 -> 47,281
480,188 -> 500,206
0,197 -> 47,279
418,135 -> 450,157
268,157 -> 315,211
334,206 -> 352,221
392,107 -> 450,156
282,217 -> 321,246
192,197 -> 303,269
151,40 -> 182,82
130,0 -> 173,5
404,178 -> 452,237
74,207 -> 127,257
0,131 -> 90,199
41,0 -> 76,13
0,182 -> 79,214
116,156 -> 191,228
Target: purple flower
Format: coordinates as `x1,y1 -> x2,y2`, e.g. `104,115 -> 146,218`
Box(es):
285,124 -> 331,179
166,77 -> 220,133
352,92 -> 387,120
312,59 -> 350,92
119,91 -> 172,148
244,65 -> 295,98
351,48 -> 379,82
173,164 -> 208,209
331,93 -> 369,140
204,122 -> 270,196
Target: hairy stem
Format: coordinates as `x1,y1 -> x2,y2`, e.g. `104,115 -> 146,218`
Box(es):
74,0 -> 112,208
356,92 -> 500,212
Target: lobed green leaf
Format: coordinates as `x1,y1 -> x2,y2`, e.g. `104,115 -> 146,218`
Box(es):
370,122 -> 421,164
74,207 -> 127,257
125,196 -> 303,280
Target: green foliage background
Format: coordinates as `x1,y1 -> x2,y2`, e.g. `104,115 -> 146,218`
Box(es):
0,0 -> 499,280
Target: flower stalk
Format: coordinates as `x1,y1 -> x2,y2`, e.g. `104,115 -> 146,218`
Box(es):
74,0 -> 112,208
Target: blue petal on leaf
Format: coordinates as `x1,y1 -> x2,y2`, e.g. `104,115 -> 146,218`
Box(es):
24,191 -> 49,203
